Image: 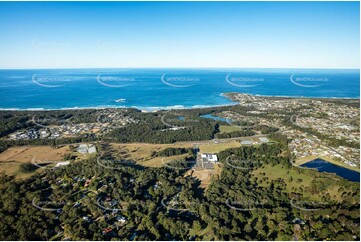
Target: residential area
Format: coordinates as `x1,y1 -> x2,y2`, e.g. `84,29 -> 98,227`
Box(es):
222,93 -> 360,169
8,110 -> 138,140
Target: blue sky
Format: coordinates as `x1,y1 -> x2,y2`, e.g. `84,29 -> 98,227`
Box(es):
0,1 -> 359,69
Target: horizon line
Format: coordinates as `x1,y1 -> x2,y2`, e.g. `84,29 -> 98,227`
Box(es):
0,67 -> 360,71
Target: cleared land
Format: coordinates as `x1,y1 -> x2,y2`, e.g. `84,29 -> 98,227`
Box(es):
141,154 -> 190,167
186,163 -> 222,188
219,125 -> 243,133
198,141 -> 240,153
0,145 -> 71,178
109,143 -> 193,167
0,145 -> 70,162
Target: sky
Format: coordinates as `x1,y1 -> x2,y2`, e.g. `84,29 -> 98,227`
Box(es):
0,1 -> 359,69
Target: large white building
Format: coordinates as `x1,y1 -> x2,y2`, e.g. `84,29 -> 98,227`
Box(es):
77,144 -> 97,154
201,153 -> 218,162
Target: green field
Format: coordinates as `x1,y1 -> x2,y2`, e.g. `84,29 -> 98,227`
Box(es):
251,164 -> 357,202
198,141 -> 240,153
219,125 -> 242,133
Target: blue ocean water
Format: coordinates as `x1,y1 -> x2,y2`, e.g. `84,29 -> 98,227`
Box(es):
0,68 -> 359,111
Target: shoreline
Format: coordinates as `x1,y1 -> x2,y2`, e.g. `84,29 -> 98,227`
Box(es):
222,92 -> 360,101
0,103 -> 239,113
0,93 -> 359,112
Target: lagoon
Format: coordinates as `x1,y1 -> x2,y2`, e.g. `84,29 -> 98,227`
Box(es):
301,158 -> 360,182
200,114 -> 229,122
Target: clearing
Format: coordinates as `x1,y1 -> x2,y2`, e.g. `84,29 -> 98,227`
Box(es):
0,145 -> 70,163
185,163 -> 222,188
109,143 -> 193,167
219,125 -> 243,133
198,141 -> 240,153
0,145 -> 71,178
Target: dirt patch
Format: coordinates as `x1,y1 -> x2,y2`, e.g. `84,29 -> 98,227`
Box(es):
186,164 -> 222,188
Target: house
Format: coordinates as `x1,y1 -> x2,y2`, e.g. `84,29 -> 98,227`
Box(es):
84,179 -> 92,187
115,215 -> 127,224
240,140 -> 253,145
77,144 -> 88,154
55,161 -> 70,167
201,153 -> 218,163
77,144 -> 97,154
88,145 -> 97,154
259,137 -> 270,143
292,218 -> 305,225
102,228 -> 113,234
82,216 -> 91,222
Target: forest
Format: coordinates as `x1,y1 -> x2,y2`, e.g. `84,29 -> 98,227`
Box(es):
0,139 -> 359,240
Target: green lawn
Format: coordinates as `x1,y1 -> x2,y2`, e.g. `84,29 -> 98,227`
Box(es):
199,141 -> 240,153
219,125 -> 242,133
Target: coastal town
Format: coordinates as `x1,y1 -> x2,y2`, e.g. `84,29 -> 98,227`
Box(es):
8,110 -> 138,140
5,93 -> 360,172
0,94 -> 359,241
221,93 -> 360,168
0,1 -> 359,240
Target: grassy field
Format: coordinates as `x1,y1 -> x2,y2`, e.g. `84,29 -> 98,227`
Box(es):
0,145 -> 70,162
219,125 -> 242,133
0,145 -> 71,179
198,141 -> 240,153
251,164 -> 357,202
109,143 -> 193,167
141,154 -> 190,167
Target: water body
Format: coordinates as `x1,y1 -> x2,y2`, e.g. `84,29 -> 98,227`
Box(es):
301,158 -> 360,182
0,68 -> 359,110
200,114 -> 229,122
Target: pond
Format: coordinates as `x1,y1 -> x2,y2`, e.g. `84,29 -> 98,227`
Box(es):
301,158 -> 360,182
200,113 -> 230,123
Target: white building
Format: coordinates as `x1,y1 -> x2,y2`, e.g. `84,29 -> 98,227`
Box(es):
77,144 -> 97,154
115,215 -> 127,224
88,146 -> 97,154
201,153 -> 218,162
259,137 -> 270,143
241,140 -> 253,145
55,161 -> 70,167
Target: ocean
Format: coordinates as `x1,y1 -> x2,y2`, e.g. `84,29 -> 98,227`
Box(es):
0,68 -> 359,111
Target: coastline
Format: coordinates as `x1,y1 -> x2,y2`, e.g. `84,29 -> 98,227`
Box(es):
0,103 -> 239,113
1,92 -> 359,173
0,92 -> 359,112
223,92 -> 360,101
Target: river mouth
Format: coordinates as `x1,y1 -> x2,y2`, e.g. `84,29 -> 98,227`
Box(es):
301,158 -> 360,182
